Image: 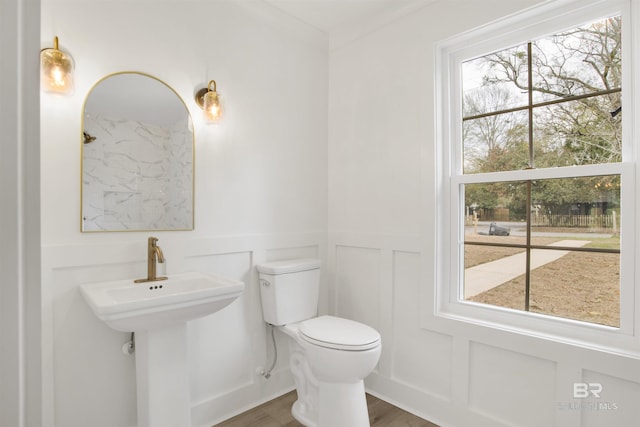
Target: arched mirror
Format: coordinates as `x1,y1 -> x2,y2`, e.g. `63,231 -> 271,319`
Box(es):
81,72 -> 194,232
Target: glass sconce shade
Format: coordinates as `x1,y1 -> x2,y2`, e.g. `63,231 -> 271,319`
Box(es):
196,80 -> 223,124
41,36 -> 74,95
203,91 -> 223,123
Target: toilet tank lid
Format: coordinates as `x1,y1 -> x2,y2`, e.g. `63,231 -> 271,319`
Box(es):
256,258 -> 321,275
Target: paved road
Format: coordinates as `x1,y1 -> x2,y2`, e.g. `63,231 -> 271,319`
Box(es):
466,221 -> 613,239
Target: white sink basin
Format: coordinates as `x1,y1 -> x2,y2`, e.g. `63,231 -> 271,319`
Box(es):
80,272 -> 244,332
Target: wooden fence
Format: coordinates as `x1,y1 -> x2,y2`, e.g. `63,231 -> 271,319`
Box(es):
530,213 -> 618,230
465,212 -> 618,231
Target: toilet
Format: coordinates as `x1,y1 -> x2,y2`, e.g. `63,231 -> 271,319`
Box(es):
256,258 -> 381,427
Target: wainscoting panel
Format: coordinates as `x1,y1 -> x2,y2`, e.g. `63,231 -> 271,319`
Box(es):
334,245 -> 382,331
42,234 -> 325,427
468,342 -> 557,426
391,250 -> 452,400
50,265 -> 138,427
328,232 -> 639,427
187,252 -> 253,403
580,370 -> 640,427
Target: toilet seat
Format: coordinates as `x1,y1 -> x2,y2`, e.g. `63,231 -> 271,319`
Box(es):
299,315 -> 380,351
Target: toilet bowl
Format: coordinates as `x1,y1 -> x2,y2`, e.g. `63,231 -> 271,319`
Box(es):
298,315 -> 381,383
256,259 -> 382,427
279,317 -> 381,427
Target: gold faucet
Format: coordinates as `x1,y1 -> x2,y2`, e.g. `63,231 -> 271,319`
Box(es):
134,237 -> 168,283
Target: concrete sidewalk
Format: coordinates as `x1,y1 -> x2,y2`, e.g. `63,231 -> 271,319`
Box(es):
464,240 -> 589,299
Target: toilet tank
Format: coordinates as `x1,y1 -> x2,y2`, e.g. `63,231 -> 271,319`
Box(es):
256,258 -> 321,326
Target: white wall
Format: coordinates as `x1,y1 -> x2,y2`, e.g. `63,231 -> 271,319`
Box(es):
39,0 -> 640,426
41,1 -> 328,426
1,0 -> 42,426
328,1 -> 640,427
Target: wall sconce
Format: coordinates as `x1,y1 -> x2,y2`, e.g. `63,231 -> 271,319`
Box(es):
40,36 -> 74,95
195,80 -> 224,124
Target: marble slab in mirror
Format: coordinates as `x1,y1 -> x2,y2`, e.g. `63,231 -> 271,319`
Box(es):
81,72 -> 194,232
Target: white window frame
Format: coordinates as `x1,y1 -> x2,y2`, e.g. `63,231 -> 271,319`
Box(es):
434,0 -> 639,350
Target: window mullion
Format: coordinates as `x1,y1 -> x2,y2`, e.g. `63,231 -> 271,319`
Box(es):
527,41 -> 534,169
462,88 -> 622,122
524,41 -> 534,312
525,181 -> 532,312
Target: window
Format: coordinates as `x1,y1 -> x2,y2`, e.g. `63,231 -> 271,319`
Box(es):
435,0 -> 635,341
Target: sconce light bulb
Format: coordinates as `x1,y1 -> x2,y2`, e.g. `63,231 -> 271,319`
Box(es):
51,66 -> 65,86
203,90 -> 223,124
208,105 -> 220,119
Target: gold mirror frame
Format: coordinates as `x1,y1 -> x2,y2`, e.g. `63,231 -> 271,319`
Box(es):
81,71 -> 195,232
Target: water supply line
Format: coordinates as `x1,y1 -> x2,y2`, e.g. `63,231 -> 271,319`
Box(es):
259,323 -> 278,379
122,332 -> 135,355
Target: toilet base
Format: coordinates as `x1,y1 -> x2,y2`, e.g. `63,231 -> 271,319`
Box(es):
291,380 -> 370,427
292,399 -> 315,426
278,322 -> 376,427
318,380 -> 369,427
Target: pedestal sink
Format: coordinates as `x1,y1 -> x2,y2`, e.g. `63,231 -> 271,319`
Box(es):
80,272 -> 244,427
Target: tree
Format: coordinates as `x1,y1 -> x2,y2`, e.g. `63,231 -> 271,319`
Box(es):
463,82 -> 532,172
462,16 -> 622,221
476,16 -> 622,166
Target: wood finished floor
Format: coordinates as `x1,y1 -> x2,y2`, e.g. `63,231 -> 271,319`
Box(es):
212,390 -> 439,427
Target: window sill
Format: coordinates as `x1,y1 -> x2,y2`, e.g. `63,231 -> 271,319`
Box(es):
432,301 -> 640,358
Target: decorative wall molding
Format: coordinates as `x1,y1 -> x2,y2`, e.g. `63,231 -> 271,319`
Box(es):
328,231 -> 640,427
41,232 -> 325,426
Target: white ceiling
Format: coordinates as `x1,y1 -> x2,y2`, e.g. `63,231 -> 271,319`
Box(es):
262,0 -> 431,35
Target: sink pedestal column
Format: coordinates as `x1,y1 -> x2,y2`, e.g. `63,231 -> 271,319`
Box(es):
135,323 -> 191,427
